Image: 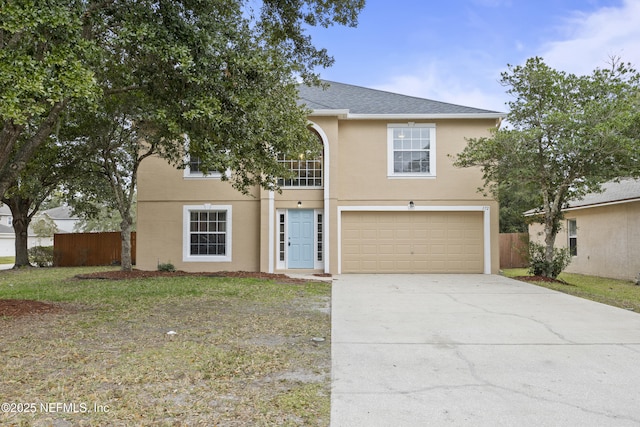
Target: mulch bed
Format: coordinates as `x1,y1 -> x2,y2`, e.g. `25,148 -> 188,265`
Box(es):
74,269 -> 322,284
513,275 -> 573,285
0,300 -> 64,318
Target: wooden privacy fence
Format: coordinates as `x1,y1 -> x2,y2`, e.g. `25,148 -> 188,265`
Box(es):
54,232 -> 136,267
499,233 -> 529,269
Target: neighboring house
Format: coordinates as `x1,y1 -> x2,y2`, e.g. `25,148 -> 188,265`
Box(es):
0,205 -> 15,256
38,206 -> 79,234
137,81 -> 503,274
528,178 -> 640,281
0,205 -> 79,257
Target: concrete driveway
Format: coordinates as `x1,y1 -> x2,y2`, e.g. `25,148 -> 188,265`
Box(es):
331,274 -> 640,426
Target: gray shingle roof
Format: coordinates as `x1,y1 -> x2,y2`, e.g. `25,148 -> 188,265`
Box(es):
298,80 -> 503,116
567,178 -> 640,209
42,206 -> 77,220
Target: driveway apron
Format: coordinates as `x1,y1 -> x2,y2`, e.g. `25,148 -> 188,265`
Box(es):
330,274 -> 640,426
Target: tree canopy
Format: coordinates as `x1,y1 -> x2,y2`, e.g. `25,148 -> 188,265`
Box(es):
0,0 -> 365,198
454,57 -> 640,277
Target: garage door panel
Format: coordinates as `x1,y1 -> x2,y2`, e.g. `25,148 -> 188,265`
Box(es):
342,211 -> 483,273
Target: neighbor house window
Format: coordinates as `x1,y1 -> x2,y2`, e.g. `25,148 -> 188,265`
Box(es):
568,219 -> 577,256
183,205 -> 232,262
387,124 -> 436,177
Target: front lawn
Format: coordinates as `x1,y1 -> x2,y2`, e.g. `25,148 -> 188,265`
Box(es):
0,267 -> 331,426
503,268 -> 640,312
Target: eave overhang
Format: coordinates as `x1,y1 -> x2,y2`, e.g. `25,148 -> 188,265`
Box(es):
307,109 -> 505,121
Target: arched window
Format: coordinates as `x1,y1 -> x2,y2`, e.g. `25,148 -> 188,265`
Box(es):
277,130 -> 323,188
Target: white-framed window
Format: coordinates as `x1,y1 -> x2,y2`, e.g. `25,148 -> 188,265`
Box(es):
387,123 -> 436,178
183,156 -> 224,179
568,219 -> 577,256
183,205 -> 232,262
278,212 -> 286,262
276,130 -> 323,188
277,153 -> 323,188
317,212 -> 323,262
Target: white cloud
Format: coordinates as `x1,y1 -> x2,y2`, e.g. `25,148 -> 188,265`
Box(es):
540,0 -> 640,75
375,73 -> 506,112
372,1 -> 640,113
373,58 -> 508,112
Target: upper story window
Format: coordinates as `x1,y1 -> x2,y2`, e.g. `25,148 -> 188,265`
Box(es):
387,124 -> 436,178
277,131 -> 323,188
277,153 -> 323,188
184,156 -> 224,179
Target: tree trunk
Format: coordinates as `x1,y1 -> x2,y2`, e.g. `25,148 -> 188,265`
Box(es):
120,218 -> 132,271
5,197 -> 33,268
13,217 -> 31,268
543,220 -> 556,278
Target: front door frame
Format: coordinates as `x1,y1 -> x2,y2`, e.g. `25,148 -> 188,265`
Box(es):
276,209 -> 324,270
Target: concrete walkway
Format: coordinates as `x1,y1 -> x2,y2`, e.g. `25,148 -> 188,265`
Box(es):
331,274 -> 640,426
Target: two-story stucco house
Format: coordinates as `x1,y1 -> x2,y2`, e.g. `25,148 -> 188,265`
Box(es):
137,81 -> 504,274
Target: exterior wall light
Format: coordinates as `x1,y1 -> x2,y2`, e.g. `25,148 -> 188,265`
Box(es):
409,201 -> 415,209
297,201 -> 302,208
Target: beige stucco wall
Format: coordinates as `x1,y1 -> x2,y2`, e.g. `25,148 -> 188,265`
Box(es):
137,115 -> 500,274
529,202 -> 640,281
335,120 -> 494,202
330,119 -> 499,274
137,156 -> 261,272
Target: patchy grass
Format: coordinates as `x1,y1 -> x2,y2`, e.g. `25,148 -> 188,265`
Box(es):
503,268 -> 640,312
0,256 -> 14,264
0,267 -> 331,426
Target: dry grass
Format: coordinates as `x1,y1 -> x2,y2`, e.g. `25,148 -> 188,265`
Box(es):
0,267 -> 331,426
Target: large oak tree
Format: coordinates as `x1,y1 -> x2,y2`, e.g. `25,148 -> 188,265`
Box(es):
1,0 -> 364,269
454,57 -> 640,277
0,0 -> 365,196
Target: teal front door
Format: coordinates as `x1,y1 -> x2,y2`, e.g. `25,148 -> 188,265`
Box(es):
288,210 -> 314,268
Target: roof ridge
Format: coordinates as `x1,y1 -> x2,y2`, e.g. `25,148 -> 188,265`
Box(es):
298,80 -> 504,116
315,79 -> 502,114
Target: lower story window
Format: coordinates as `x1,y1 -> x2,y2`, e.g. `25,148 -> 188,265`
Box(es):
183,205 -> 232,262
317,213 -> 323,262
279,213 -> 286,262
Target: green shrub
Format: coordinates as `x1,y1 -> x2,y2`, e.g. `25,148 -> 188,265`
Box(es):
157,262 -> 176,272
527,242 -> 571,279
28,246 -> 54,267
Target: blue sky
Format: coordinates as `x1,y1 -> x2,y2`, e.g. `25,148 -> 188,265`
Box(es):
306,0 -> 640,112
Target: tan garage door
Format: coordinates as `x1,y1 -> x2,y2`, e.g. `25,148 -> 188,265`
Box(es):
341,211 -> 484,273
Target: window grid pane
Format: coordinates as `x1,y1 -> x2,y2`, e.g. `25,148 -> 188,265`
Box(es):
317,213 -> 323,262
189,210 -> 227,256
277,153 -> 323,187
392,126 -> 431,174
279,214 -> 285,262
568,219 -> 577,256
